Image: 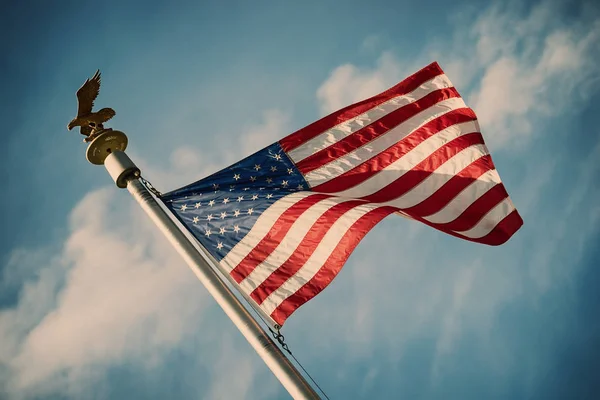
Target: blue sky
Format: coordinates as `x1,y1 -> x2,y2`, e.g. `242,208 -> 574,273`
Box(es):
1,0 -> 599,399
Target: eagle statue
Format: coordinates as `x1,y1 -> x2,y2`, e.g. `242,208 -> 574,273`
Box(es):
67,70 -> 116,142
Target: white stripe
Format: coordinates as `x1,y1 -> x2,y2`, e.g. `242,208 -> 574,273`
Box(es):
332,120 -> 479,199
424,169 -> 501,223
220,192 -> 314,273
304,97 -> 467,187
260,203 -> 378,316
238,197 -> 346,295
385,144 -> 490,209
456,197 -> 515,238
288,74 -> 453,163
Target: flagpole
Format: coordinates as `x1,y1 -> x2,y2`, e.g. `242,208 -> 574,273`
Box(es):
85,130 -> 321,400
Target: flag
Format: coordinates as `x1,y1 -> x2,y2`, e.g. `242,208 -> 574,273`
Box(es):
161,62 -> 523,327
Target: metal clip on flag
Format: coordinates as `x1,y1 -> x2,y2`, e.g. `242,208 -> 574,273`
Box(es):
74,62 -> 522,400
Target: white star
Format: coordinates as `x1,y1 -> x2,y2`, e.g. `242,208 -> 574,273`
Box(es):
247,208 -> 254,215
212,183 -> 219,190
270,166 -> 277,172
233,225 -> 240,233
223,198 -> 230,204
237,196 -> 244,202
219,227 -> 226,235
193,216 -> 199,223
217,242 -> 223,250
274,154 -> 282,161
250,176 -> 257,182
208,200 -> 215,207
282,180 -> 289,188
207,214 -> 214,221
233,209 -> 240,217
229,185 -> 236,191
180,204 -> 188,211
266,194 -> 273,199
251,194 -> 259,200
254,164 -> 261,171
205,229 -> 212,237
266,177 -> 273,184
287,168 -> 294,175
195,202 -> 201,208
220,212 -> 227,219
297,184 -> 304,190
243,187 -> 250,191
233,174 -> 241,180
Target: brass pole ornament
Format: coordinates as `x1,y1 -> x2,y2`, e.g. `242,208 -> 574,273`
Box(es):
68,70 -> 128,165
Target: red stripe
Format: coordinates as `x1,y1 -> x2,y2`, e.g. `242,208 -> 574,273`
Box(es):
250,200 -> 366,305
269,205 -> 522,326
279,62 -> 445,153
401,155 -> 494,217
473,209 -> 523,245
432,183 -> 508,232
359,132 -> 486,203
296,87 -> 461,175
312,108 -> 477,193
403,207 -> 522,246
229,194 -> 331,283
270,206 -> 396,325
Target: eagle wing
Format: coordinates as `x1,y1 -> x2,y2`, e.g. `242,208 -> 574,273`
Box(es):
76,70 -> 101,117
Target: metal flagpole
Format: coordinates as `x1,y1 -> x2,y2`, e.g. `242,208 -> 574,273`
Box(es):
85,130 -> 321,400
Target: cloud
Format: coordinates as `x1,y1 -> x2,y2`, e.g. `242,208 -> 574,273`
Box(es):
134,109 -> 292,193
240,109 -> 291,155
0,106 -> 292,399
316,52 -> 404,115
0,187 -> 273,399
315,2 -> 600,151
0,188 -> 202,396
468,12 -> 600,149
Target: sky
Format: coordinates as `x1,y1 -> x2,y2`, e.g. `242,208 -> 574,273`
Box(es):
1,0 -> 599,398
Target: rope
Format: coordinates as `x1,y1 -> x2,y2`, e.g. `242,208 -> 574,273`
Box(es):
267,327 -> 331,400
244,300 -> 331,399
289,350 -> 331,400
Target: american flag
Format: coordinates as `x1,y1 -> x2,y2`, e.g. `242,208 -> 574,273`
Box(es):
162,61 -> 523,327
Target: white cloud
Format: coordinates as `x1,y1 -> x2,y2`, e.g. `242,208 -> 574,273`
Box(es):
240,109 -> 291,155
316,52 -> 404,115
0,107 -> 291,399
315,2 -> 600,151
468,18 -> 600,149
133,109 -> 292,193
0,188 -> 207,396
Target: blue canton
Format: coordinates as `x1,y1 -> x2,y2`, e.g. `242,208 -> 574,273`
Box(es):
162,143 -> 308,261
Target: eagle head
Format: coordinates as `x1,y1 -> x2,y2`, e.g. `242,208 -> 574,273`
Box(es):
67,119 -> 78,130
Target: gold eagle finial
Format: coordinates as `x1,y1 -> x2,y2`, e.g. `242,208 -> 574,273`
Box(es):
67,70 -> 116,142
